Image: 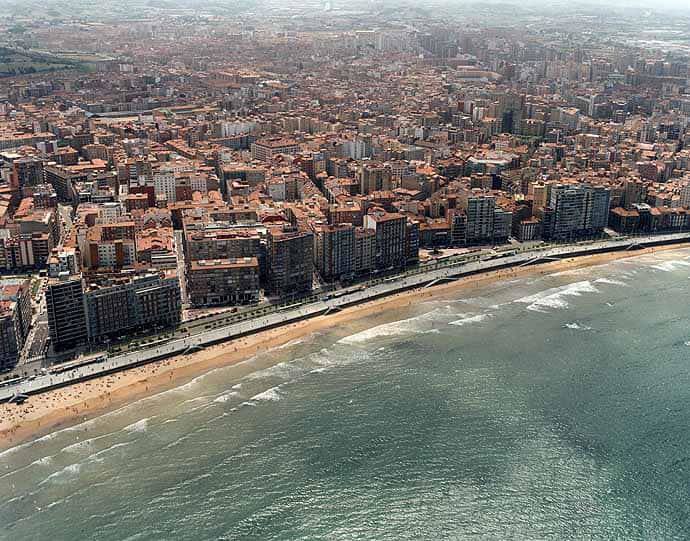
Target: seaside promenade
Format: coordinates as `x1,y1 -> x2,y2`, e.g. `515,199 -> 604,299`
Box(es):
1,231 -> 688,402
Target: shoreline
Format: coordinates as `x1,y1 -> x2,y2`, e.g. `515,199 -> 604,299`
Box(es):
0,243 -> 684,451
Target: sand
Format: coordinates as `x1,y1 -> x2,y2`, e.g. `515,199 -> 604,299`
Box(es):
0,245 -> 681,450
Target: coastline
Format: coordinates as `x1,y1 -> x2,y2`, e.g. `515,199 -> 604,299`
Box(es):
0,243 -> 683,451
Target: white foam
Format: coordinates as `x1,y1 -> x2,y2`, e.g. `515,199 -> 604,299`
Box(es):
0,425 -> 99,462
31,455 -> 54,466
307,352 -> 335,370
449,314 -> 492,326
61,439 -> 95,454
250,388 -> 281,402
650,260 -> 690,272
550,268 -> 592,277
563,322 -> 592,330
339,324 -> 404,344
180,396 -> 209,406
276,337 -> 307,349
594,278 -> 628,287
88,442 -> 131,461
123,418 -> 149,433
243,359 -> 302,381
213,391 -> 238,403
514,281 -> 599,313
39,462 -> 83,486
176,373 -> 209,391
338,311 -> 444,345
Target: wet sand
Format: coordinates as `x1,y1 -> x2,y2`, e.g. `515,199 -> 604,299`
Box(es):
0,245 -> 681,450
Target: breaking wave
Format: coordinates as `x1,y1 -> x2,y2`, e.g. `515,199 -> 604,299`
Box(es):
514,281 -> 599,313
124,418 -> 150,433
449,314 -> 493,326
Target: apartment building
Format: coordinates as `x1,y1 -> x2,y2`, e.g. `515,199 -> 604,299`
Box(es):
313,223 -> 355,281
187,257 -> 260,306
363,209 -> 407,270
0,279 -> 32,370
46,275 -> 88,351
266,227 -> 314,297
251,138 -> 300,162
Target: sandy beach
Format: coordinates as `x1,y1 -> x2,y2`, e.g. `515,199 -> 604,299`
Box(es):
0,244 -> 683,451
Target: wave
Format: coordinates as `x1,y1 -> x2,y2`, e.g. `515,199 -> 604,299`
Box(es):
514,281 -> 599,313
213,391 -> 238,403
563,322 -> 592,330
449,314 -> 493,326
276,337 -> 308,350
594,278 -> 628,287
38,442 -> 132,487
249,387 -> 281,402
62,439 -> 96,454
338,312 -> 443,345
0,453 -> 56,482
31,455 -> 54,466
0,421 -> 87,461
176,373 -> 210,391
87,442 -> 131,462
180,396 -> 211,406
243,358 -> 305,381
39,462 -> 83,486
650,260 -> 690,272
123,418 -> 150,433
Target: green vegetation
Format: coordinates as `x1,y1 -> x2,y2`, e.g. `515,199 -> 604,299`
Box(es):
0,46 -> 82,77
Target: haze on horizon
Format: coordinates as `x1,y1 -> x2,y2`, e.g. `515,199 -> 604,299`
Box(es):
0,0 -> 689,11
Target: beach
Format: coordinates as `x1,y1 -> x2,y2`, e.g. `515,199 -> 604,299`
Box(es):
0,244 -> 682,450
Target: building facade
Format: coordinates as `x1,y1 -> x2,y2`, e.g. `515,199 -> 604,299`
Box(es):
187,258 -> 260,306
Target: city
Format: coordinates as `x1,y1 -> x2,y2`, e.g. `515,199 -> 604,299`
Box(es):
1,1 -> 690,386
3,0 -> 690,538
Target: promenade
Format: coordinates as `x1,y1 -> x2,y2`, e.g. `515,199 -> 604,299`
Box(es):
1,232 -> 687,402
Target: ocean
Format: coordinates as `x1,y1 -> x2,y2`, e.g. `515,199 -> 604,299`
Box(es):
3,249 -> 690,540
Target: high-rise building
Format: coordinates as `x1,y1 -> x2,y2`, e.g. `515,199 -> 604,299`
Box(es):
12,157 -> 44,190
266,227 -> 314,297
46,275 -> 88,351
680,183 -> 690,209
405,219 -> 420,264
363,210 -> 407,270
542,184 -> 610,240
448,210 -> 467,247
492,207 -> 513,243
313,223 -> 355,282
83,272 -> 181,341
354,227 -> 376,275
583,185 -> 611,232
357,163 -> 392,195
623,179 -> 647,209
0,279 -> 32,371
458,189 -> 497,245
